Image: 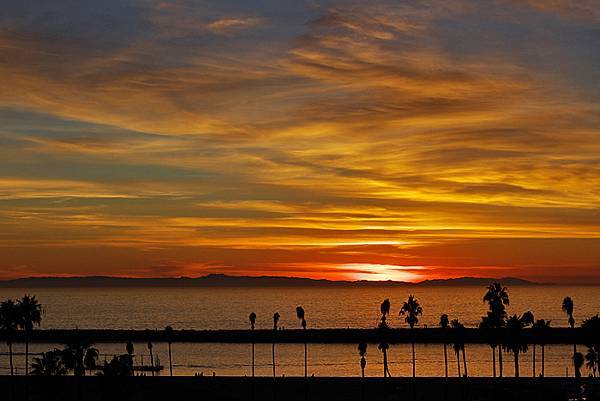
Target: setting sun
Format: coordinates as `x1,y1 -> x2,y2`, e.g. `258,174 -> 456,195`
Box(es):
344,264 -> 425,282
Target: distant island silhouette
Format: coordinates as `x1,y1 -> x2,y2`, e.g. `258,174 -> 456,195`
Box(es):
0,274 -> 538,288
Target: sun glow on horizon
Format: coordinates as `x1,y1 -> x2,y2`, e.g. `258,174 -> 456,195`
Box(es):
343,264 -> 425,282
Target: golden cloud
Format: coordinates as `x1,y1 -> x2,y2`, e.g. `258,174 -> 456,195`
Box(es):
0,0 -> 598,280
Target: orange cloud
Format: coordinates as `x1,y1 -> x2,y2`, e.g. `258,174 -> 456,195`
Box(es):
206,18 -> 264,34
0,0 -> 598,282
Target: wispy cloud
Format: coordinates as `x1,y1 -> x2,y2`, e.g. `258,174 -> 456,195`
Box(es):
0,0 -> 598,282
206,17 -> 264,34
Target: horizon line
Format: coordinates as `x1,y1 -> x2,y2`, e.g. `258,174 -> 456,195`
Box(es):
0,273 -> 551,285
3,273 -> 600,285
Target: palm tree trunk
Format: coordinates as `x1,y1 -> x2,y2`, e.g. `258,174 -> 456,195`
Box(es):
252,342 -> 255,377
541,344 -> 545,377
361,372 -> 365,401
9,343 -> 14,376
461,347 -> 468,377
443,344 -> 448,378
25,336 -> 29,376
412,341 -> 416,378
272,343 -> 276,377
596,344 -> 599,378
514,352 -> 519,378
572,341 -> 577,378
498,347 -> 503,377
272,341 -> 277,401
303,340 -> 308,401
532,344 -> 536,377
456,352 -> 461,377
25,333 -> 30,401
304,341 -> 307,378
149,350 -> 154,377
168,342 -> 173,376
8,342 -> 15,401
383,350 -> 388,377
491,346 -> 496,378
573,341 -> 577,377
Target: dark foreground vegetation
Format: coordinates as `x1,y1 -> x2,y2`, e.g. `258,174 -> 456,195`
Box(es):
1,376 -> 598,401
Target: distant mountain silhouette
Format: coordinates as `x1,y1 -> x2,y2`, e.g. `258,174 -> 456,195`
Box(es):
416,277 -> 535,286
0,274 -> 539,288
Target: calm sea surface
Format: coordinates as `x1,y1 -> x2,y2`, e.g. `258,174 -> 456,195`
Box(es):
0,285 -> 598,377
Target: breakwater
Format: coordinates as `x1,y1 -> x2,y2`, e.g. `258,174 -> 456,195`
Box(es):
0,327 -> 594,344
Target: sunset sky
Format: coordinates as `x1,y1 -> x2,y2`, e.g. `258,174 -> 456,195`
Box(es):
1,0 -> 599,283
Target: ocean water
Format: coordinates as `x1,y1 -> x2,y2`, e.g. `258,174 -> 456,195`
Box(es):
0,285 -> 598,377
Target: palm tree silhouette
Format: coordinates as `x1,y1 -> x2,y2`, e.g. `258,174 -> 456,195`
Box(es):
562,296 -> 577,375
296,306 -> 308,377
573,352 -> 584,378
583,315 -> 600,378
31,349 -> 67,376
101,355 -> 134,377
523,312 -> 534,372
126,341 -> 135,375
272,312 -> 280,378
62,337 -> 99,376
582,315 -> 599,378
451,319 -> 467,377
378,299 -> 392,377
504,312 -> 534,377
83,347 -> 99,375
249,312 -> 257,377
562,296 -> 576,342
358,342 -> 367,377
439,314 -> 449,378
165,325 -> 174,376
585,346 -> 598,377
400,295 -> 423,378
562,297 -> 575,329
532,319 -> 551,377
483,283 -> 510,310
479,316 -> 497,377
16,295 -> 43,377
530,319 -> 536,377
61,336 -> 95,401
147,340 -> 154,376
358,341 -> 367,401
0,299 -> 19,376
483,283 -> 509,377
452,338 -> 461,377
